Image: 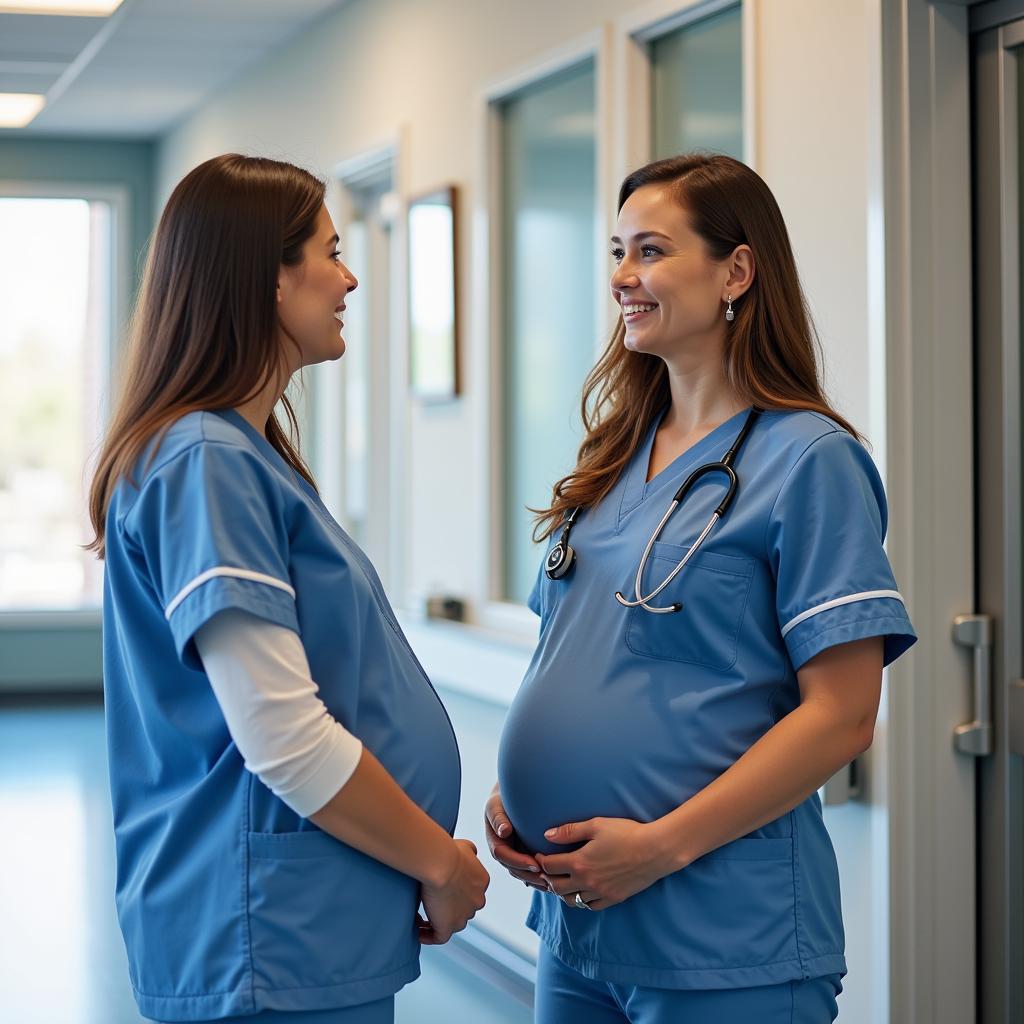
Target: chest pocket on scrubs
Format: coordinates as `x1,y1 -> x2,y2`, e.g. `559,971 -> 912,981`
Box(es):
625,542 -> 754,670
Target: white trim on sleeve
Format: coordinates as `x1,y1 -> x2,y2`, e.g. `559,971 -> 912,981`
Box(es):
164,566 -> 296,620
780,590 -> 905,638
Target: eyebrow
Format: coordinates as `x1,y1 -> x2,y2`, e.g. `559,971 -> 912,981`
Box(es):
609,230 -> 673,244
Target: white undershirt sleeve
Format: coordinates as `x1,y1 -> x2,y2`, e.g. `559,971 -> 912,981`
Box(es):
194,608 -> 363,819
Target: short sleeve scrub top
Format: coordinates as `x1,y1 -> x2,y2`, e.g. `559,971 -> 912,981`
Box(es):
497,409 -> 917,991
102,410 -> 461,1022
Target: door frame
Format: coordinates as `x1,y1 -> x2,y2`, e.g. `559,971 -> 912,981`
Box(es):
882,2 -> 977,1022
972,15 -> 1024,1023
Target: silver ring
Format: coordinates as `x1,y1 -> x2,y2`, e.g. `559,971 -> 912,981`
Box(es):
573,892 -> 593,911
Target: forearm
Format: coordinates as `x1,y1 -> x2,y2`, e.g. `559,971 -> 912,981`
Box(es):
651,702 -> 869,874
310,746 -> 459,889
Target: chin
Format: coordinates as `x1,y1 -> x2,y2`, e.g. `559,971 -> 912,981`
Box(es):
623,330 -> 662,356
322,334 -> 346,361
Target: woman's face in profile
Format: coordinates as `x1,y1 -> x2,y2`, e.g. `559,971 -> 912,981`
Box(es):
277,204 -> 358,370
609,185 -> 730,360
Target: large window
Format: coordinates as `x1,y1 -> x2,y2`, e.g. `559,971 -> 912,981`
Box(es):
0,197 -> 113,610
650,5 -> 743,160
500,61 -> 598,605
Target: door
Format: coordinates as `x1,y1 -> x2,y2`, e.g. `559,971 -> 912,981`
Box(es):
972,17 -> 1024,1024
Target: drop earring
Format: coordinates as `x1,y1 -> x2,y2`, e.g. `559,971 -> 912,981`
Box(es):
725,295 -> 735,322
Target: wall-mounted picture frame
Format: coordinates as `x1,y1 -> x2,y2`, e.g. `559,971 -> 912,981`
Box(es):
407,185 -> 459,401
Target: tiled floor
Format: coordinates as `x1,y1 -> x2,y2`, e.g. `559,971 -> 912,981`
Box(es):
0,697 -> 532,1024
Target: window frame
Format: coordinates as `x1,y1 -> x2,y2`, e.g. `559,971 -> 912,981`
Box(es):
324,134 -> 411,599
473,30 -> 610,635
0,179 -> 129,629
614,0 -> 753,176
474,2 -> 752,636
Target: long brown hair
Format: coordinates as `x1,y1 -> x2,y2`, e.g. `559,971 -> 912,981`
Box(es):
533,153 -> 861,541
87,153 -> 324,558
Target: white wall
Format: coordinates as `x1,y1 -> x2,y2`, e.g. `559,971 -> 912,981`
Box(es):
158,1 -> 891,1019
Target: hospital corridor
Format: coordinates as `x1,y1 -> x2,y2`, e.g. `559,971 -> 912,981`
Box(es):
1,1 -> 1022,1023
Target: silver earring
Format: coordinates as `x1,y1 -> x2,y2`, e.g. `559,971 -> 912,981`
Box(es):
725,295 -> 735,322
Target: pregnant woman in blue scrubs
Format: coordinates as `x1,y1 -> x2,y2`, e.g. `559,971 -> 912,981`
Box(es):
486,154 -> 916,1023
87,154 -> 488,1024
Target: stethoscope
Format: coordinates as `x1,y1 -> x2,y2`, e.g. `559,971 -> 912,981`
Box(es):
544,408 -> 761,614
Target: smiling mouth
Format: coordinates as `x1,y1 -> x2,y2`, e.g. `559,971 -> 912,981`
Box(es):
622,302 -> 657,320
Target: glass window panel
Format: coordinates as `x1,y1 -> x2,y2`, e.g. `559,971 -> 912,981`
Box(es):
650,6 -> 743,161
500,61 -> 597,604
0,197 -> 110,610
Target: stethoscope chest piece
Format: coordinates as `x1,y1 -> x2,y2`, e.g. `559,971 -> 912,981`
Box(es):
544,505 -> 582,580
545,540 -> 576,580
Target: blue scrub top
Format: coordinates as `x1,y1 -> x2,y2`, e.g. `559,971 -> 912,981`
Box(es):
102,410 -> 461,1022
497,409 -> 916,991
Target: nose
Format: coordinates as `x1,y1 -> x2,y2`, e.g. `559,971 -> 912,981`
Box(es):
610,258 -> 639,295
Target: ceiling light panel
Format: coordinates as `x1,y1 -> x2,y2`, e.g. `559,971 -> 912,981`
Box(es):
0,91 -> 44,126
0,1 -> 124,14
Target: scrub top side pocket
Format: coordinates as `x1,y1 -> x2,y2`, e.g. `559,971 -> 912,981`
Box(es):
625,543 -> 755,670
246,830 -> 420,1008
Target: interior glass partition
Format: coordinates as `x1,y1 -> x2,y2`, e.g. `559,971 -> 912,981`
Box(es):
650,5 -> 743,160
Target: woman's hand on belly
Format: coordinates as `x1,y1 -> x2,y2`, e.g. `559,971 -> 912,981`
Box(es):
537,817 -> 671,912
484,785 -> 547,892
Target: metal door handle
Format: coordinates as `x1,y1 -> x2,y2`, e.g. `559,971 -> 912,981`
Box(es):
952,614 -> 994,756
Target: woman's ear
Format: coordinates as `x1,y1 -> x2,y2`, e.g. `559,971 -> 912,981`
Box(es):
725,244 -> 755,300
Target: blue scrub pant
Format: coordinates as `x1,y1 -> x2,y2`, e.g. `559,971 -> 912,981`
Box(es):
536,946 -> 841,1024
156,997 -> 394,1024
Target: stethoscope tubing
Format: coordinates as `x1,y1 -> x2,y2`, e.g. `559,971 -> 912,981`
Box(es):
546,408 -> 761,614
613,508 -> 720,612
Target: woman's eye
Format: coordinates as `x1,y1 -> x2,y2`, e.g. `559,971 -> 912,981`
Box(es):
610,248 -> 624,262
331,250 -> 342,263
641,245 -> 661,258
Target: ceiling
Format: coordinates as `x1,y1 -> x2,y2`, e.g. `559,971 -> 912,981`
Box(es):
0,0 -> 351,137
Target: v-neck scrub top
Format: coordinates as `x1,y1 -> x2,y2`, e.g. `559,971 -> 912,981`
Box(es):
102,410 -> 461,1022
497,409 -> 916,991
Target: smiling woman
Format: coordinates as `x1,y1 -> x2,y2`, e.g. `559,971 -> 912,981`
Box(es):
85,153 -> 487,1024
488,154 -> 916,1024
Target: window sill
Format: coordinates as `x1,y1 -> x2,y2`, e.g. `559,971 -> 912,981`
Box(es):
396,610 -> 537,709
0,608 -> 102,630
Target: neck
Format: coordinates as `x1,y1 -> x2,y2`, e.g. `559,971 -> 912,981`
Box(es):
234,370 -> 290,439
660,351 -> 745,436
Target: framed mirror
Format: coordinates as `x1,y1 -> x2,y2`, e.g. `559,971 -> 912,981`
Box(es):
407,185 -> 459,400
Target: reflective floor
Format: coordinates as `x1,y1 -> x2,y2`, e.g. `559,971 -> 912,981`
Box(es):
0,697 -> 532,1024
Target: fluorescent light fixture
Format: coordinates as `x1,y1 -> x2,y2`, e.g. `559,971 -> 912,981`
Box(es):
0,93 -> 45,127
0,1 -> 125,14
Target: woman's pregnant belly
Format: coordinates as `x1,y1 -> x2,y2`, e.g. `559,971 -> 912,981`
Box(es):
497,658 -> 737,857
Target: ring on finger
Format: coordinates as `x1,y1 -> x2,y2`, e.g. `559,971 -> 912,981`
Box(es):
573,892 -> 594,911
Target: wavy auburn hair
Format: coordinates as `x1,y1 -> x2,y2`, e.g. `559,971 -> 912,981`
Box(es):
87,153 -> 324,558
532,153 -> 861,541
